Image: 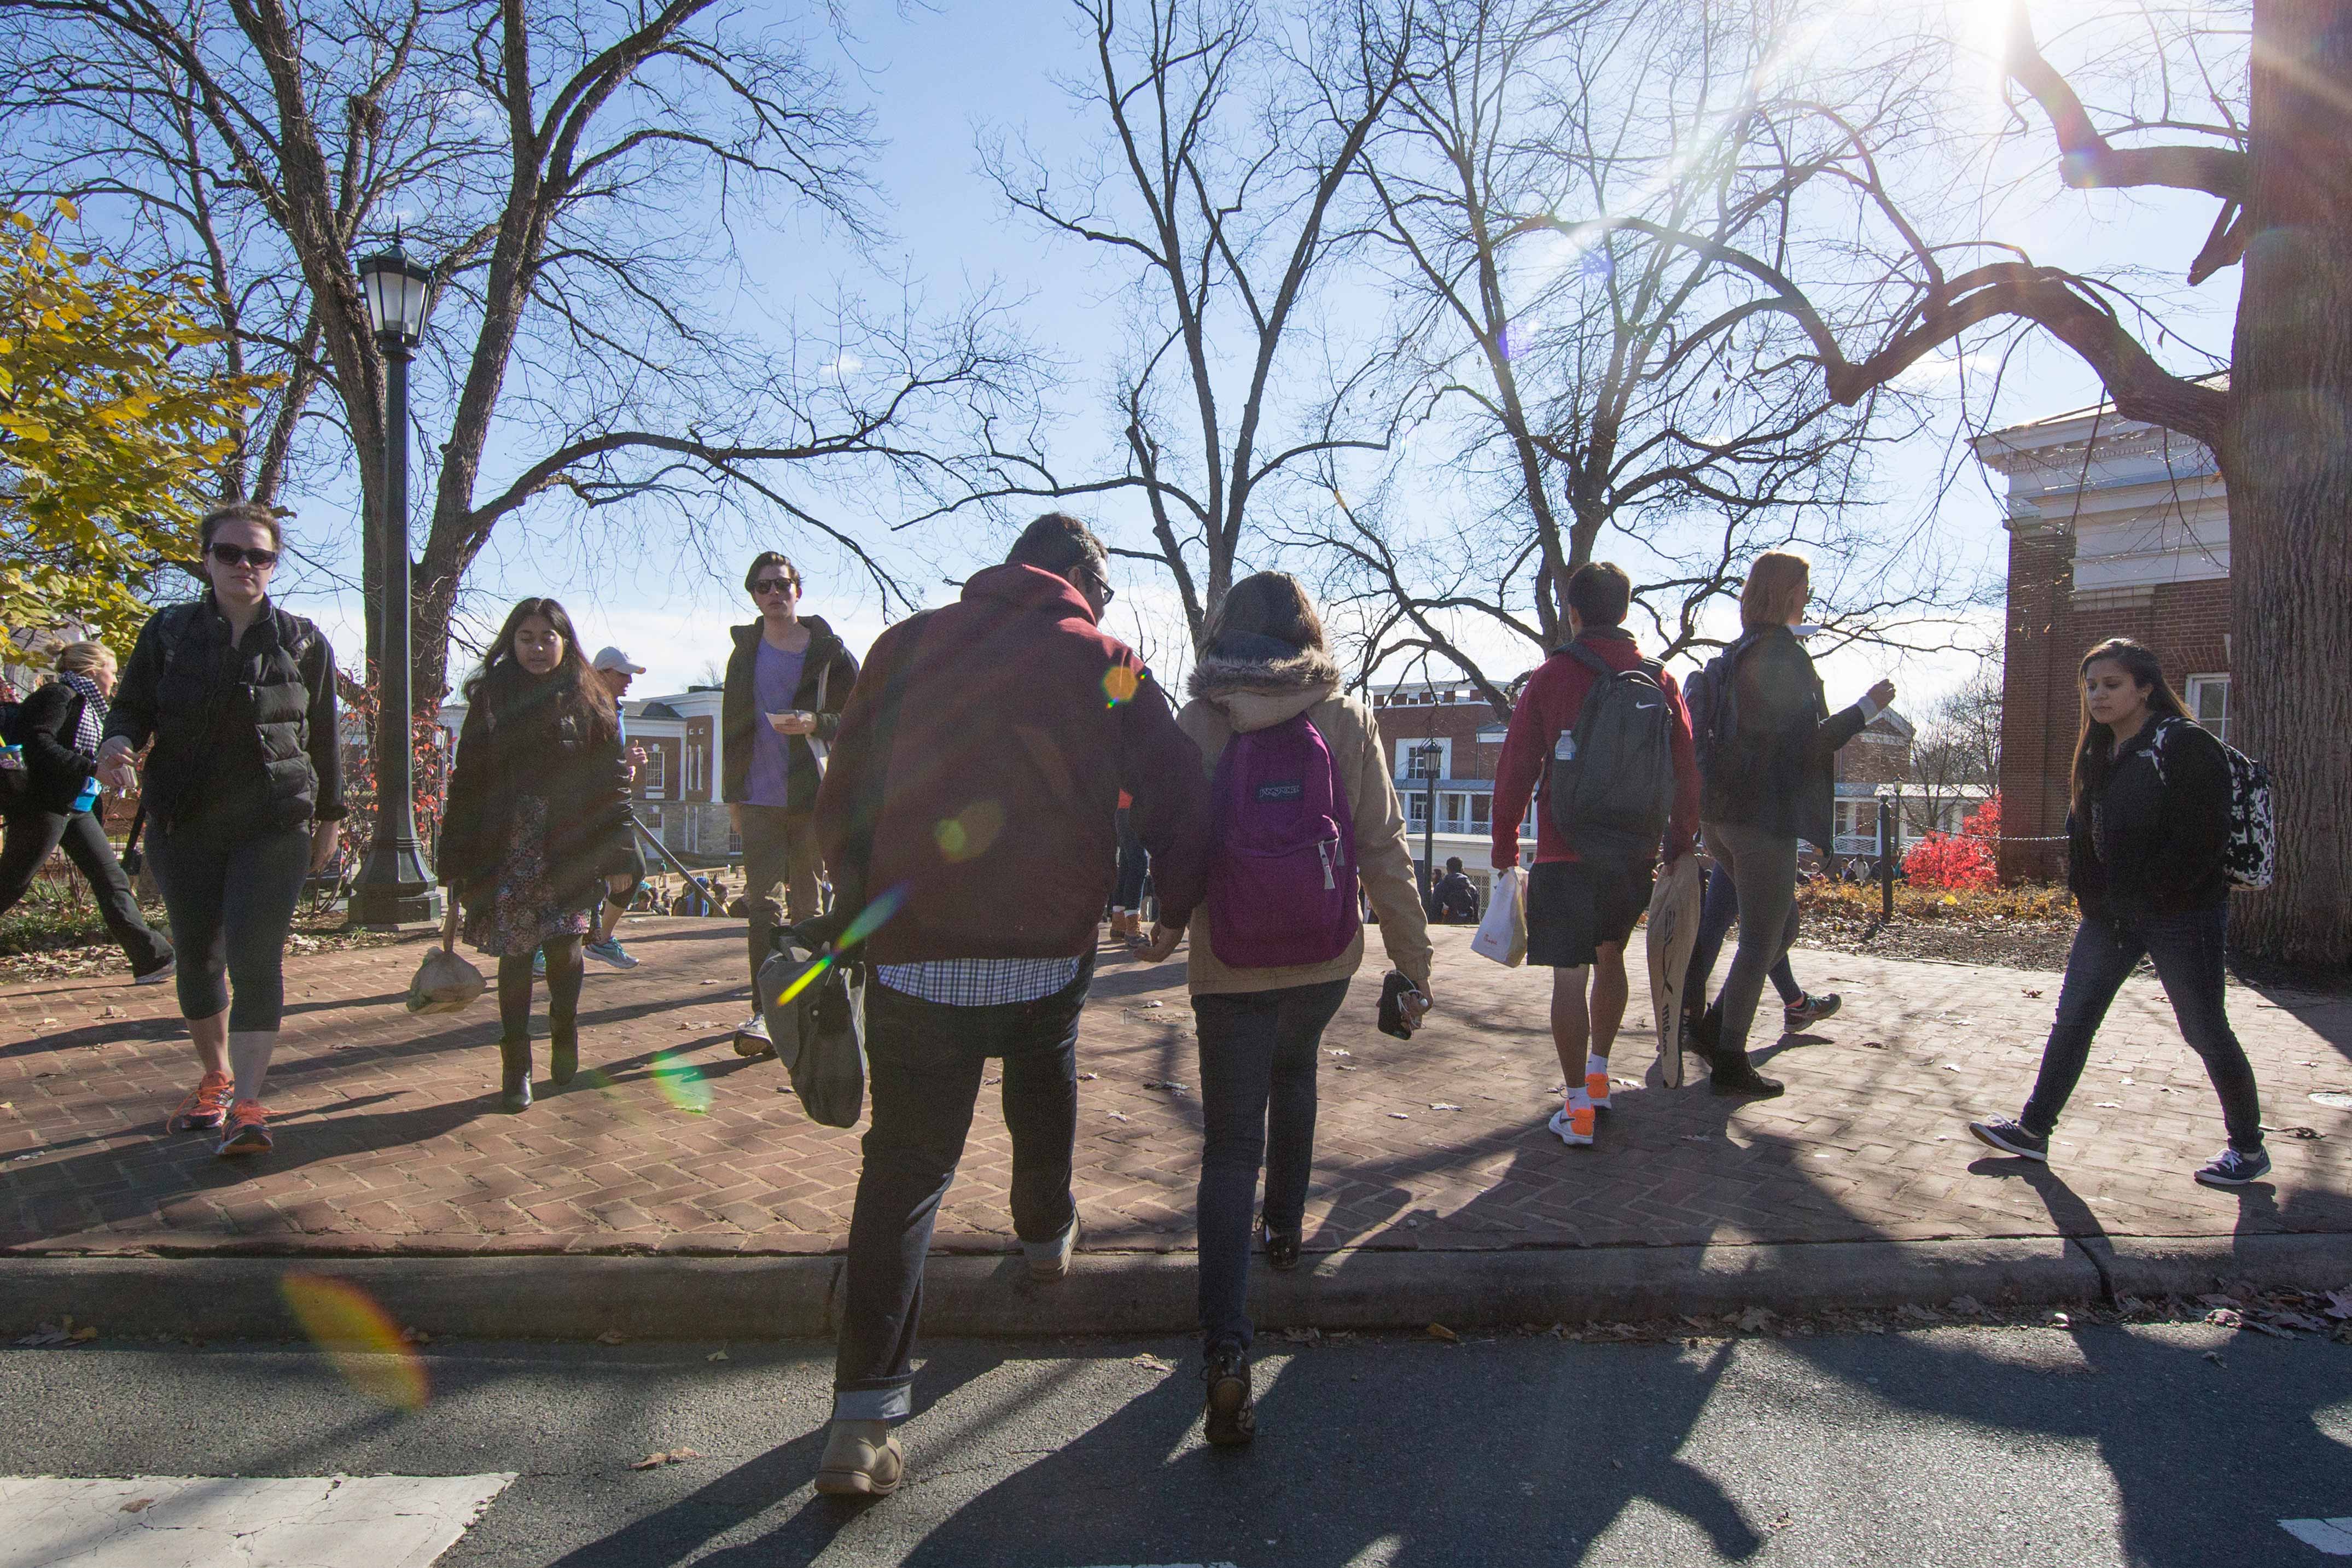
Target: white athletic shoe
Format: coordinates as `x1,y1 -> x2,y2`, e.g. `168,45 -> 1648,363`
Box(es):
1547,1100 -> 1595,1147
732,1013 -> 773,1058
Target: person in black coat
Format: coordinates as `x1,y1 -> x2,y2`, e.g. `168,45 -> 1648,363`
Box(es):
0,641 -> 173,981
1693,552 -> 1894,1097
440,598 -> 633,1112
1970,637 -> 2266,1188
96,502 -> 345,1158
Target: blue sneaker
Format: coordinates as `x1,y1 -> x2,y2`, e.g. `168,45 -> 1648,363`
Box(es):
584,936 -> 639,969
2193,1146 -> 2271,1188
531,948 -> 546,977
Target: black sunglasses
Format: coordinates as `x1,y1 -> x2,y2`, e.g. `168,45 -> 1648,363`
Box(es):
208,543 -> 279,569
1082,562 -> 1114,605
752,577 -> 797,595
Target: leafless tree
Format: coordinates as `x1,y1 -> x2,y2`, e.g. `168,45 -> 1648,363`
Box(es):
1297,0 -> 1980,715
1903,657 -> 2001,835
0,0 -> 1035,703
967,0 -> 1415,645
1581,2 -> 2342,963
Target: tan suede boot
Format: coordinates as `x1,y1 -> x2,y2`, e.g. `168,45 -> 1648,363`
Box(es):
815,1420 -> 905,1496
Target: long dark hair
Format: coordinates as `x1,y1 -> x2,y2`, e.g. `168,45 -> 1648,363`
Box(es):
463,597 -> 615,741
1204,571 -> 1328,654
2070,637 -> 2189,818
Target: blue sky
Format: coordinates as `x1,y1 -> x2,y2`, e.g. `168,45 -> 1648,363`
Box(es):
259,0 -> 2243,713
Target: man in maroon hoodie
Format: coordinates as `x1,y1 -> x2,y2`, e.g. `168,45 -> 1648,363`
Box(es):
1491,562 -> 1699,1149
806,513 -> 1213,1495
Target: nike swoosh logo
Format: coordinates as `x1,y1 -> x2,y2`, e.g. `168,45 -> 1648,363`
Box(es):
1635,703 -> 1658,710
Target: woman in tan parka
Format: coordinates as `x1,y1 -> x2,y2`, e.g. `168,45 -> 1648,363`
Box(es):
1170,572 -> 1434,1447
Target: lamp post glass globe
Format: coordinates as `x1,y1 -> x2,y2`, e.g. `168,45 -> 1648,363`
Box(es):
356,242 -> 433,345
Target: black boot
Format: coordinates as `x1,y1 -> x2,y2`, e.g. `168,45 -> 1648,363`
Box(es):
1708,1049 -> 1783,1098
550,1028 -> 578,1088
1686,1004 -> 1722,1066
498,1037 -> 533,1112
1202,1340 -> 1255,1447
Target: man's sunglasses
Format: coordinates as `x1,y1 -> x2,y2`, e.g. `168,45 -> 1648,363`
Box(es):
1082,563 -> 1114,605
207,543 -> 279,569
752,577 -> 797,596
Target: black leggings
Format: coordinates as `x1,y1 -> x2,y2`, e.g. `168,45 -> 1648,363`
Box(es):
149,825 -> 310,1030
497,936 -> 583,1045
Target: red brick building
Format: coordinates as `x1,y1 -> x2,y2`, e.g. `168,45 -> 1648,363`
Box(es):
1975,396 -> 2233,882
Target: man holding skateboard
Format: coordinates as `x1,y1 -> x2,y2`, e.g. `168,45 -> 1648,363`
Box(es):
1491,562 -> 1700,1147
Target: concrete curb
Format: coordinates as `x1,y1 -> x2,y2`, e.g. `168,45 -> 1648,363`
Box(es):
21,1232 -> 2326,1343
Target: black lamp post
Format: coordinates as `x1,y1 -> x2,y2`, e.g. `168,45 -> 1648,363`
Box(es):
349,238 -> 442,925
1414,739 -> 1442,912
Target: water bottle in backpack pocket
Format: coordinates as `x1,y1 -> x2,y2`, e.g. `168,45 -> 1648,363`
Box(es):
1204,712 -> 1360,968
1546,642 -> 1679,862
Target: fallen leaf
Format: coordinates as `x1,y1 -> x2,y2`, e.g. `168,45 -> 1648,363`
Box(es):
597,1330 -> 626,1345
1948,1296 -> 1985,1315
1326,1048 -> 1353,1059
97,1005 -> 125,1019
1076,1072 -> 1098,1081
2093,1101 -> 2122,1109
1142,1079 -> 1189,1093
1389,1111 -> 1411,1120
119,1498 -> 154,1514
1282,1327 -> 1323,1345
1429,1102 -> 1462,1111
707,1349 -> 729,1361
630,1447 -> 702,1470
1427,1323 -> 1459,1342
1105,1111 -> 1128,1122
1736,1307 -> 1775,1333
2323,1288 -> 2352,1321
1142,1001 -> 1164,1009
1942,1063 -> 1961,1072
2021,988 -> 2043,999
1131,1352 -> 1174,1372
2204,1307 -> 2243,1330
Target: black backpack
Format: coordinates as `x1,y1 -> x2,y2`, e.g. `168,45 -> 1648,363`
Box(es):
1687,630 -> 1766,784
1545,640 -> 1678,862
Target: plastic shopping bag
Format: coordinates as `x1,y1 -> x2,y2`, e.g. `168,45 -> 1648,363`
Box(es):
405,944 -> 486,1016
1470,865 -> 1527,967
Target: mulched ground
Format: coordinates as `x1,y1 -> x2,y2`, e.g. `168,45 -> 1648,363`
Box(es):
1796,900 -> 2081,971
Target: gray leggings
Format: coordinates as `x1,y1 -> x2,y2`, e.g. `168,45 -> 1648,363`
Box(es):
149,825 -> 311,1031
1702,819 -> 1800,1060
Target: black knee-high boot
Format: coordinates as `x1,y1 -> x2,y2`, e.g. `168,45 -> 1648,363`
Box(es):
495,953 -> 534,1111
544,936 -> 584,1086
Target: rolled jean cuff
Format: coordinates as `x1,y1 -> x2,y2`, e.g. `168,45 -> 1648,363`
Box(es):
832,1383 -> 912,1423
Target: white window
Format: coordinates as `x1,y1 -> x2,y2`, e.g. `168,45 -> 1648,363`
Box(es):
1470,794 -> 1492,829
640,747 -> 667,799
2186,674 -> 2229,745
1406,792 -> 1429,825
1396,738 -> 1452,779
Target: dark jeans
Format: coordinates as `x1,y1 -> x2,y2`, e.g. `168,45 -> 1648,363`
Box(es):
0,808 -> 172,974
1684,862 -> 1801,1015
2021,906 -> 2263,1153
1113,807 -> 1148,910
1194,978 -> 1350,1353
833,956 -> 1093,1421
148,824 -> 310,1030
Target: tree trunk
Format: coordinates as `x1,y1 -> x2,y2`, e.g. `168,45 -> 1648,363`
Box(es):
2220,0 -> 2352,966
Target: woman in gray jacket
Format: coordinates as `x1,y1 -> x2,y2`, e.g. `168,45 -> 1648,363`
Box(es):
1172,573 -> 1434,1448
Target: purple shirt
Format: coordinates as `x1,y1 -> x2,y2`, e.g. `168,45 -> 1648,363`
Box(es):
742,637 -> 807,807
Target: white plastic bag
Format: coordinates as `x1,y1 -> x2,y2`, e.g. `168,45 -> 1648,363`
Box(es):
1470,865 -> 1527,967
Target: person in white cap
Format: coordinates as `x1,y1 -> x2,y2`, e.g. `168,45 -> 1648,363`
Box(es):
586,647 -> 650,968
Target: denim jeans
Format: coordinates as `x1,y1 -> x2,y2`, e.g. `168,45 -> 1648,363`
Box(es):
1683,861 -> 1801,1015
1699,820 -> 1800,1059
1193,977 -> 1351,1353
832,956 -> 1092,1421
2021,906 -> 2263,1153
148,825 -> 310,1030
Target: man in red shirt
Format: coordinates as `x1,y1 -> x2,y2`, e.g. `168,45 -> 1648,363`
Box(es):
1491,562 -> 1699,1147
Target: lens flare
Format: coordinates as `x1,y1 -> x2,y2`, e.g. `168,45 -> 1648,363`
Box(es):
1102,665 -> 1141,707
836,884 -> 907,949
649,1049 -> 711,1115
933,799 -> 1004,864
280,1273 -> 429,1411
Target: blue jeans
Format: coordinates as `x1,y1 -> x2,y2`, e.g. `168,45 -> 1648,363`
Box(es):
1193,978 -> 1350,1354
2021,906 -> 2263,1153
832,958 -> 1092,1421
1684,862 -> 1802,1015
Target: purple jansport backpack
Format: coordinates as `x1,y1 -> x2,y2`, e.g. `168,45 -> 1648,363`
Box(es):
1204,712 -> 1360,968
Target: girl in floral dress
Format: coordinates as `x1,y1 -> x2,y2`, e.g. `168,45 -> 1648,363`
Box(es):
440,598 -> 633,1111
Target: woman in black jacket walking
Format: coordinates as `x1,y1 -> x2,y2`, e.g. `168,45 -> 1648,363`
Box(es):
95,502 -> 345,1157
1969,638 -> 2266,1188
0,642 -> 174,983
440,598 -> 633,1111
1695,552 -> 1894,1097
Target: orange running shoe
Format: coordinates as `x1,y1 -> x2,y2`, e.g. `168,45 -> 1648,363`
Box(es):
1547,1098 -> 1596,1146
1584,1070 -> 1613,1111
168,1073 -> 234,1133
216,1099 -> 273,1157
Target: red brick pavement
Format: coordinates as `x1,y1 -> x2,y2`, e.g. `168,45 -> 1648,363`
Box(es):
3,919 -> 2347,1258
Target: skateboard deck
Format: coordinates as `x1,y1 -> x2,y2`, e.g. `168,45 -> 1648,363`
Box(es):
1645,855 -> 1703,1088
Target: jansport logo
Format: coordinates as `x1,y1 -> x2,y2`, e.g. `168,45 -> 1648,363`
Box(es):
1255,781 -> 1305,801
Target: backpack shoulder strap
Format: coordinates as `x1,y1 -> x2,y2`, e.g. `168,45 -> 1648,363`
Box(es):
1562,641 -> 1615,680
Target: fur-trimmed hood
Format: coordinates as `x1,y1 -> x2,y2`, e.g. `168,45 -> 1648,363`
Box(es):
1185,632 -> 1341,734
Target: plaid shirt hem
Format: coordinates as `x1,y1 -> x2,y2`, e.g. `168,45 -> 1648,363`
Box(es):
874,955 -> 1084,1008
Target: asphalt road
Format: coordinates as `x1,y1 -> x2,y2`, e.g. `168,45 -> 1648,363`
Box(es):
3,1322 -> 2347,1567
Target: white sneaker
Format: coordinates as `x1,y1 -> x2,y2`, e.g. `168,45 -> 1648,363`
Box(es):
132,956 -> 176,986
731,1013 -> 773,1058
1547,1099 -> 1595,1146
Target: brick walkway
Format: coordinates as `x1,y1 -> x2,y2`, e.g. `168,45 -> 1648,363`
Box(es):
3,919 -> 2347,1259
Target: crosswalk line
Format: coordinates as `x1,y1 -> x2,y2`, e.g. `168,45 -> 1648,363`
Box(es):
2283,1518 -> 2352,1556
0,1473 -> 514,1568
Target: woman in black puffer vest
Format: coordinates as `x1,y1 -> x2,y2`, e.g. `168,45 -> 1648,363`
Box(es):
97,502 -> 345,1158
1969,637 -> 2265,1190
439,598 -> 633,1111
